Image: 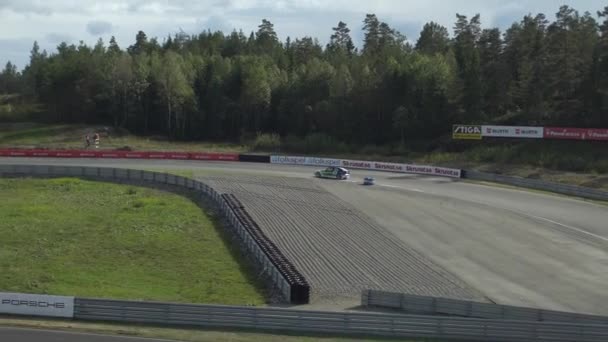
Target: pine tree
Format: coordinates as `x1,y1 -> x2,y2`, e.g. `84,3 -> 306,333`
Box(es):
328,21 -> 355,56
416,22 -> 450,55
453,14 -> 483,121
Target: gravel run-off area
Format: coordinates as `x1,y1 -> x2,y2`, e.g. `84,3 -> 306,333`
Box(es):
200,175 -> 487,305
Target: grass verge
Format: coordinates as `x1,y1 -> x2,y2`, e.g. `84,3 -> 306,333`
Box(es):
0,177 -> 266,305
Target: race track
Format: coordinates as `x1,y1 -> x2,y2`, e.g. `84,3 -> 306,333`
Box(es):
0,327 -> 171,342
1,157 -> 607,316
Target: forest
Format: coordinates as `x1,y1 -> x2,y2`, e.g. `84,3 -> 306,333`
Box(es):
1,5 -> 607,148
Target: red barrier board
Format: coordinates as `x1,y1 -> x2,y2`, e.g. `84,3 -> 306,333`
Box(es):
167,153 -> 190,160
0,149 -> 239,162
148,152 -> 168,159
123,152 -> 149,159
544,127 -> 608,141
191,153 -> 239,161
77,151 -> 99,157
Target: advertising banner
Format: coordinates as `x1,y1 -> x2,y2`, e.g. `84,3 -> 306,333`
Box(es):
270,155 -> 341,167
216,154 -> 239,161
270,156 -> 461,178
0,292 -> 74,318
452,125 -> 482,140
7,150 -> 29,156
191,153 -> 239,161
481,125 -> 544,138
124,152 -> 149,159
76,151 -> 99,158
166,153 -> 189,160
342,159 -> 461,178
99,152 -> 123,158
544,127 -> 608,141
0,150 -> 240,161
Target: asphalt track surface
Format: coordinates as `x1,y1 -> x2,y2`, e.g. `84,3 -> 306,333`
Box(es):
1,157 -> 607,341
0,327 -> 172,342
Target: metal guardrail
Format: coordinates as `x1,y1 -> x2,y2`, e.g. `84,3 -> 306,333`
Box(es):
0,164 -> 309,304
73,297 -> 608,342
362,290 -> 608,325
463,170 -> 608,201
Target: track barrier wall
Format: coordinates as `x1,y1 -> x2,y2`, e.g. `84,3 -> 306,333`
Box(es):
269,155 -> 462,178
0,149 -> 239,161
269,154 -> 608,201
463,170 -> 608,201
362,290 -> 608,325
0,164 -> 308,305
1,293 -> 607,341
1,149 -> 606,200
238,154 -> 271,163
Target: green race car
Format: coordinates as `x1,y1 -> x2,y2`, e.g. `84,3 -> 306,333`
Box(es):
314,166 -> 350,180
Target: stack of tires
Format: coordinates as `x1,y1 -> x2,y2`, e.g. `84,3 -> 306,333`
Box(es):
222,194 -> 310,304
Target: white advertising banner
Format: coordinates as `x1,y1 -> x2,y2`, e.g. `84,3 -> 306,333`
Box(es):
481,125 -> 544,138
270,155 -> 461,178
270,155 -> 341,167
342,159 -> 461,178
0,292 -> 74,318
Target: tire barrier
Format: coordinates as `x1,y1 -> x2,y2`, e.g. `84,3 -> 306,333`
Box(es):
221,194 -> 310,304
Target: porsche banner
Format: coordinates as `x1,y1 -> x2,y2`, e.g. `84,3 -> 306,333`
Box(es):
0,292 -> 74,318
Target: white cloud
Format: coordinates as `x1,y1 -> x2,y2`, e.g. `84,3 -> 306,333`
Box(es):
0,0 -> 605,69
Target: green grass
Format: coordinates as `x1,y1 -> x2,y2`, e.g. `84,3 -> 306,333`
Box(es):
0,177 -> 266,305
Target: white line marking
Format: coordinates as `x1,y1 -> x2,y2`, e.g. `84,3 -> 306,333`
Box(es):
370,181 -> 608,243
378,183 -> 425,193
524,213 -> 608,243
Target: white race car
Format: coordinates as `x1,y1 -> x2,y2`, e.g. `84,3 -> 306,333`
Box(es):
314,166 -> 350,180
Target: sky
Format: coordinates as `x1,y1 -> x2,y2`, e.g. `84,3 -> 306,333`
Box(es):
1,0 -> 606,70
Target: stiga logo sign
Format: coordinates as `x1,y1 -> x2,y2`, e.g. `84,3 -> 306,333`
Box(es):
452,125 -> 482,140
0,292 -> 74,317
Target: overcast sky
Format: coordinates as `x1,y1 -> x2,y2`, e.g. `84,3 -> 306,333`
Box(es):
1,0 -> 606,70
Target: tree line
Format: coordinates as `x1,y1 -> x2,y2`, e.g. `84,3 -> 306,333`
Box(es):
2,5 -> 608,145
